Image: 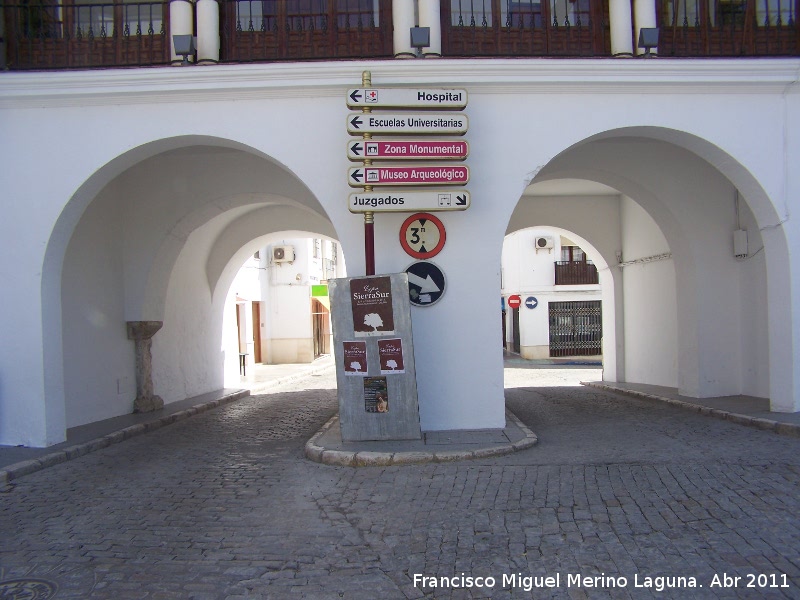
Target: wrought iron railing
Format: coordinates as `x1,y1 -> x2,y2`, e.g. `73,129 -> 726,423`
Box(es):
4,0 -> 170,69
659,0 -> 799,55
219,0 -> 392,63
554,261 -> 599,285
442,0 -> 611,56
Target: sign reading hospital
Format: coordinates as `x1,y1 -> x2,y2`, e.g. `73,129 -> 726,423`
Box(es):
349,166 -> 469,187
347,140 -> 469,161
347,88 -> 467,109
347,113 -> 468,136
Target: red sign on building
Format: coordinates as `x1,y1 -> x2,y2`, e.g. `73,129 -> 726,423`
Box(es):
349,166 -> 469,187
507,295 -> 522,309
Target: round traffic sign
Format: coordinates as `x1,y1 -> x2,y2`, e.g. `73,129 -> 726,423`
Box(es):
405,261 -> 446,307
399,213 -> 446,259
525,296 -> 539,309
507,294 -> 522,309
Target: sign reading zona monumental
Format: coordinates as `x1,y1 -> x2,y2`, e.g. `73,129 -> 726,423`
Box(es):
349,166 -> 469,187
347,140 -> 469,161
347,88 -> 467,109
347,113 -> 468,135
349,190 -> 470,213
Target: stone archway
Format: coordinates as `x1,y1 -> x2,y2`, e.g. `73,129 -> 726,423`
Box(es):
512,128 -> 791,410
53,140 -> 339,430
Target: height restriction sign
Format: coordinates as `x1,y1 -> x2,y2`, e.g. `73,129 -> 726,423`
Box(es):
399,213 -> 446,259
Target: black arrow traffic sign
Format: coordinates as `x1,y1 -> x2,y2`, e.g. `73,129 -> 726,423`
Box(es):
350,169 -> 364,184
350,142 -> 363,157
349,89 -> 362,103
349,115 -> 363,130
456,194 -> 467,206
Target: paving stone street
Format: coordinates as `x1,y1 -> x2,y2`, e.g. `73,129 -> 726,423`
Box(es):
2,364 -> 800,599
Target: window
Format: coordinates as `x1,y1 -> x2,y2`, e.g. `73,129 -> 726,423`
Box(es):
450,0 -> 492,26
504,1 -> 543,28
664,0 -> 792,27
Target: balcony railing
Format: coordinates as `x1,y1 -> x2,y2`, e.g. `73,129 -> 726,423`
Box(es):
443,0 -> 611,56
219,0 -> 392,63
2,0 -> 797,70
659,0 -> 799,55
4,0 -> 170,69
555,261 -> 599,285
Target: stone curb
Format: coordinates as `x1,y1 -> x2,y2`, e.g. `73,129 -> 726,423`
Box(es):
304,410 -> 538,467
0,390 -> 251,486
581,381 -> 800,438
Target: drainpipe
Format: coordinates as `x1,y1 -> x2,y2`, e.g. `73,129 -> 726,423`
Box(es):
196,0 -> 220,63
418,0 -> 442,57
393,0 -> 416,57
609,0 -> 634,56
169,0 -> 194,64
633,0 -> 658,56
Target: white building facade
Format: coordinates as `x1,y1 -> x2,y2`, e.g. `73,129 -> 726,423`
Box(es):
1,1 -> 798,447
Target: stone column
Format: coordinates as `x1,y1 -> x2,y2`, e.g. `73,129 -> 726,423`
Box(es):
127,321 -> 164,413
196,0 -> 220,64
609,0 -> 634,56
169,0 -> 194,64
418,0 -> 442,57
633,0 -> 658,55
392,0 -> 416,57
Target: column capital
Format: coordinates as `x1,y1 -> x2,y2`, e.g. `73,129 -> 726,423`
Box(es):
127,321 -> 163,341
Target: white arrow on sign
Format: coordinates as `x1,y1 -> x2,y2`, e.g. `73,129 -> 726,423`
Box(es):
407,272 -> 440,294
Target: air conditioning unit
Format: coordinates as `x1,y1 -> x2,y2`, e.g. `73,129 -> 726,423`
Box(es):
272,245 -> 295,263
535,236 -> 554,250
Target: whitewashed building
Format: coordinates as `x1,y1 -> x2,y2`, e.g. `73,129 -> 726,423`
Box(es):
1,0 -> 798,447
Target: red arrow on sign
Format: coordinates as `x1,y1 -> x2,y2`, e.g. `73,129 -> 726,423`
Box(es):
507,295 -> 522,309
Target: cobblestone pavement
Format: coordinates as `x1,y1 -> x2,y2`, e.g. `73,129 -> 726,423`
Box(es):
2,366 -> 800,599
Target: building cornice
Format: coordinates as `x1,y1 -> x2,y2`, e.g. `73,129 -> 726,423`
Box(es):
1,58 -> 798,108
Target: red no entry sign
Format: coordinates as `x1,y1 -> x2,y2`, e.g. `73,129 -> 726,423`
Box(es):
507,295 -> 522,309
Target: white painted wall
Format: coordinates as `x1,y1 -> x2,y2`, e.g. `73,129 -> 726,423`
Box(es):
61,182 -> 136,427
619,196 -> 678,388
0,59 -> 796,445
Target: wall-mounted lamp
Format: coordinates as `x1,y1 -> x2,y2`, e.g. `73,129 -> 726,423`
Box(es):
173,34 -> 196,65
410,26 -> 430,58
638,27 -> 659,58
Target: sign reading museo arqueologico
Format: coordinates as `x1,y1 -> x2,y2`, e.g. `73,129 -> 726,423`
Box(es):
349,166 -> 469,187
343,341 -> 368,376
378,338 -> 405,374
351,276 -> 395,337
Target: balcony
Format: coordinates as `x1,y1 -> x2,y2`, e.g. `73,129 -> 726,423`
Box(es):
554,260 -> 599,285
2,0 -> 798,71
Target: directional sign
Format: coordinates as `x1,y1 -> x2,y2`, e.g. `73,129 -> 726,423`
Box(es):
400,213 -> 446,259
347,140 -> 469,161
349,166 -> 469,187
347,113 -> 468,136
525,296 -> 539,309
405,261 -> 447,307
347,88 -> 467,109
349,190 -> 470,213
507,295 -> 522,309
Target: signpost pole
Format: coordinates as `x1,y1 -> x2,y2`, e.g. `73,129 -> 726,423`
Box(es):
361,71 -> 375,276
